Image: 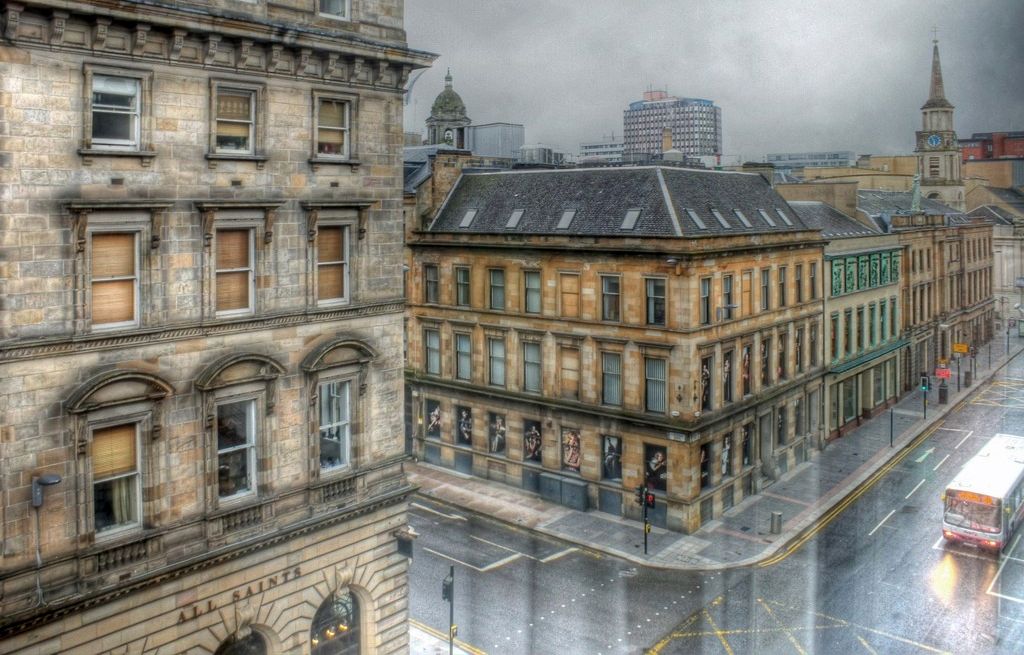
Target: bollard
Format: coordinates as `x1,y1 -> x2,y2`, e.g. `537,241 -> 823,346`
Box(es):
770,511 -> 783,534
964,370 -> 972,387
938,381 -> 948,405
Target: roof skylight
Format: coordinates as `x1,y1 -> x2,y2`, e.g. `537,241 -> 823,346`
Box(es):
506,209 -> 524,229
733,209 -> 752,228
757,209 -> 777,227
459,209 -> 478,228
621,209 -> 641,230
557,209 -> 576,229
685,209 -> 707,230
776,208 -> 794,226
711,209 -> 731,229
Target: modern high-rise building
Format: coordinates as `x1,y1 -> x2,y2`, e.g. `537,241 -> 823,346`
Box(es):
578,136 -> 624,163
622,90 -> 722,160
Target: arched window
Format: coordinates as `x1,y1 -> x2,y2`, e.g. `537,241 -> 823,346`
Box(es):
311,591 -> 361,654
214,631 -> 268,655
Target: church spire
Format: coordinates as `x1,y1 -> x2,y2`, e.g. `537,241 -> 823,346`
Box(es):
922,39 -> 953,110
444,68 -> 453,89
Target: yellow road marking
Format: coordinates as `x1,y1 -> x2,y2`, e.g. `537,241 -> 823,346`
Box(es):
410,618 -> 487,655
646,597 -> 717,653
758,423 -> 941,567
702,606 -> 735,655
857,635 -> 879,654
757,597 -> 806,655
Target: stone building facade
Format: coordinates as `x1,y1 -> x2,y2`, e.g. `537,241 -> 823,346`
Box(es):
0,1 -> 432,653
406,166 -> 825,534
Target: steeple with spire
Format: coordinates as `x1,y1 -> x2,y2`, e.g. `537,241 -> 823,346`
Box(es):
914,35 -> 964,210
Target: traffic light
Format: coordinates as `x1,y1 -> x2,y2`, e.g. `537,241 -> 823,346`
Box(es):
635,485 -> 645,506
441,573 -> 453,602
920,375 -> 929,391
645,490 -> 656,508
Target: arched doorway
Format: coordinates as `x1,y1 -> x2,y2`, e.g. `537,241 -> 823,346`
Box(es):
214,631 -> 268,655
311,591 -> 361,654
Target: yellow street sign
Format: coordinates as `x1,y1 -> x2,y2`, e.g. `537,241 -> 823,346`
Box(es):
644,522 -> 652,534
450,625 -> 458,638
953,342 -> 969,354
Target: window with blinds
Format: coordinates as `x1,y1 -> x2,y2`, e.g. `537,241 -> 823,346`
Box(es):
644,357 -> 666,413
215,88 -> 254,153
424,329 -> 440,375
602,352 -> 622,406
524,271 -> 541,314
488,337 -> 506,387
489,269 -> 505,310
455,333 -> 472,380
560,346 -> 579,399
560,273 -> 579,318
316,98 -> 349,157
317,225 -> 348,303
455,266 -> 471,306
92,423 -> 139,532
523,342 -> 542,393
91,232 -> 138,328
92,75 -> 140,148
215,229 -> 253,314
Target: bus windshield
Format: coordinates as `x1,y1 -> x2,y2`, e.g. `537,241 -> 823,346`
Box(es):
944,495 -> 1001,534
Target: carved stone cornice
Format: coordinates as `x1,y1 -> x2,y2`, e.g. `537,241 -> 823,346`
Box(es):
0,300 -> 406,363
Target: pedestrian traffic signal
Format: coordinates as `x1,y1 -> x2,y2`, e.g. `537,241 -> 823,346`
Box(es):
635,485 -> 645,506
441,574 -> 453,603
645,490 -> 656,508
920,375 -> 929,391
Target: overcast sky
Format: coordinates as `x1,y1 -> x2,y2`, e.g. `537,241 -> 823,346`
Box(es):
403,0 -> 1024,160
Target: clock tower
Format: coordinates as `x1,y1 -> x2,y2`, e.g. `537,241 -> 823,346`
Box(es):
914,38 -> 964,210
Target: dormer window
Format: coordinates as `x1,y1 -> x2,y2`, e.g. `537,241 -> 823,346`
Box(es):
557,210 -> 576,230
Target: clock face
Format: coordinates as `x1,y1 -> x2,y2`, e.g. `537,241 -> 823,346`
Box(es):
927,134 -> 942,148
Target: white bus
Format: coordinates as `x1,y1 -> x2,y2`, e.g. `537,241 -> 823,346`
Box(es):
942,433 -> 1024,552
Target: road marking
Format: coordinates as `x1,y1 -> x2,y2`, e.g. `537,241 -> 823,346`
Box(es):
422,547 -> 522,572
986,535 -> 1024,604
915,447 -> 935,463
857,635 -> 879,655
411,502 -> 467,521
758,422 -> 943,567
469,534 -> 517,552
905,479 -> 926,499
932,454 -> 950,471
410,618 -> 488,655
539,547 -> 578,563
702,606 -> 735,655
954,431 -> 974,449
757,598 -> 807,655
763,491 -> 812,507
868,510 -> 896,536
936,427 -> 971,432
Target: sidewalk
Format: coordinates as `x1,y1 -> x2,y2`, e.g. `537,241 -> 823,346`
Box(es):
408,337 -> 1024,570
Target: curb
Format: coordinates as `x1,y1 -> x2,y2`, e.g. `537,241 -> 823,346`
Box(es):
413,345 -> 1024,572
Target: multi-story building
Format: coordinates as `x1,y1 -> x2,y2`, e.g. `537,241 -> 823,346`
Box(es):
406,165 -> 825,534
0,1 -> 432,653
467,122 -> 526,160
578,136 -> 624,164
789,203 -> 903,438
960,131 -> 1024,161
622,90 -> 722,160
765,151 -> 856,174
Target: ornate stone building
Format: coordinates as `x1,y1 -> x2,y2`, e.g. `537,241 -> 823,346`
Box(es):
914,39 -> 965,210
407,165 -> 825,534
424,70 -> 470,149
0,1 -> 432,653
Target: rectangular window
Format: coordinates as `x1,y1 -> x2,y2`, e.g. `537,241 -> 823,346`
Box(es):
524,270 -> 542,314
809,262 -> 818,299
810,323 -> 819,367
761,269 -> 770,310
722,274 -> 734,320
523,341 -> 542,393
488,337 -> 506,386
777,333 -> 787,381
701,354 -> 713,410
777,407 -> 787,446
796,327 -> 805,373
455,333 -> 472,381
880,300 -> 887,342
317,225 -> 349,303
91,232 -> 138,328
602,352 -> 622,405
742,424 -> 753,467
646,278 -> 666,325
319,0 -> 350,19
92,423 -> 140,532
795,265 -> 803,303
418,326 -> 442,375
91,75 -> 140,149
315,96 -> 350,157
489,269 -> 505,310
778,266 -> 787,307
455,266 -> 470,306
601,275 -> 621,321
723,350 -> 734,403
645,357 -> 667,413
742,271 -> 753,315
560,273 -> 580,317
318,380 -> 350,470
869,304 -> 877,346
215,228 -> 254,315
216,399 -> 256,499
856,307 -> 864,351
423,264 -> 439,303
700,442 -> 711,488
844,309 -> 853,356
890,297 -> 897,337
560,346 -> 580,399
215,87 -> 255,154
700,276 -> 711,325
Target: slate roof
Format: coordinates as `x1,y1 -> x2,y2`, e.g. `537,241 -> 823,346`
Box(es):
427,166 -> 810,237
856,189 -> 963,217
967,205 -> 1016,225
987,187 -> 1024,213
788,201 -> 879,238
